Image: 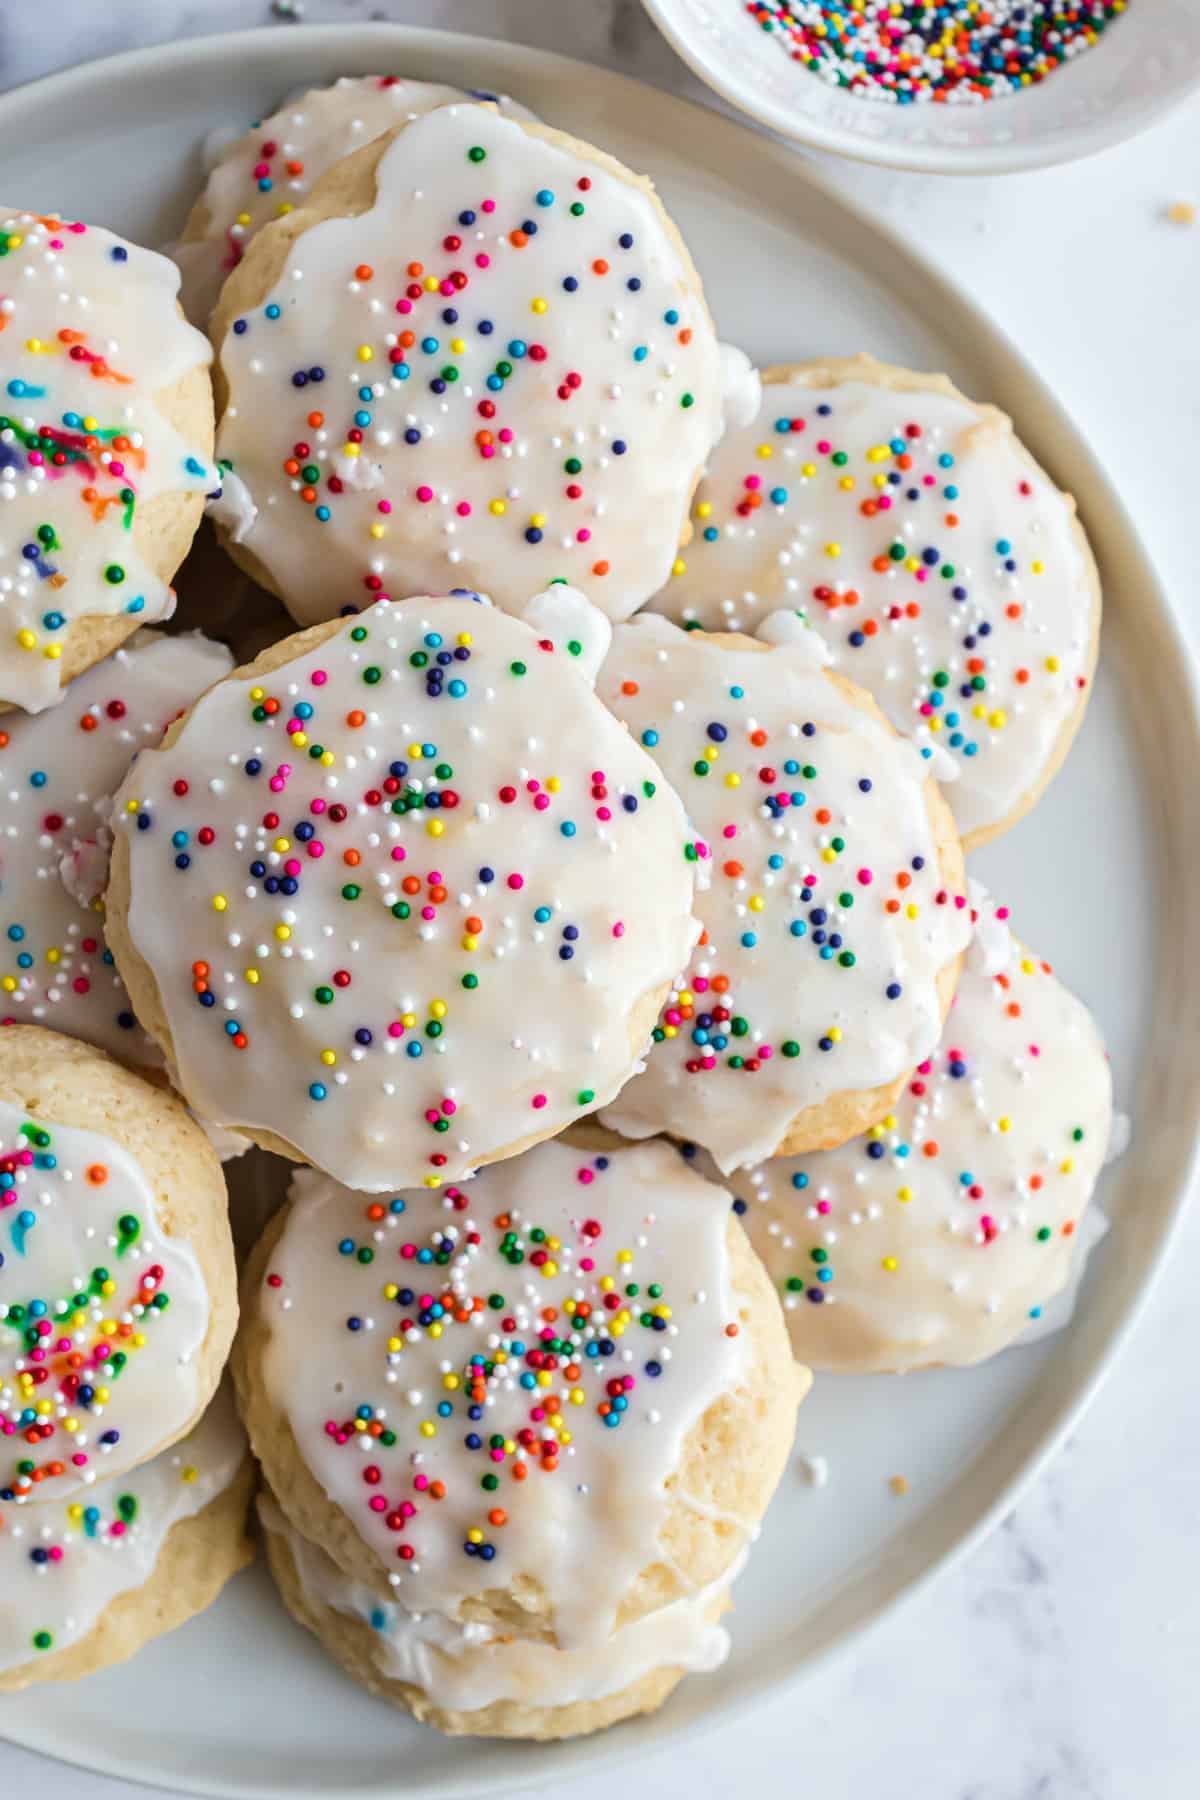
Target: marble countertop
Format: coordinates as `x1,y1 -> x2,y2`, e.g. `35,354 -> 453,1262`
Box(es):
0,4 -> 1197,1798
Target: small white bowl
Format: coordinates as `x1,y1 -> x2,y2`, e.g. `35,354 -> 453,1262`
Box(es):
640,0 -> 1200,173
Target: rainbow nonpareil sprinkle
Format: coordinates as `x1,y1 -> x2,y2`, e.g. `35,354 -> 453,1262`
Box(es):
742,2 -> 1130,104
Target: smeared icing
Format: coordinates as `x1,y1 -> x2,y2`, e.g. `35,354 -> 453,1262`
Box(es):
0,210 -> 214,711
112,595 -> 699,1192
213,103 -> 725,626
650,368 -> 1097,843
0,1099 -> 212,1502
0,631 -> 232,1062
597,612 -> 969,1171
255,1138 -> 746,1649
175,77 -> 538,326
731,892 -> 1114,1369
0,1382 -> 245,1674
261,1491 -> 736,1712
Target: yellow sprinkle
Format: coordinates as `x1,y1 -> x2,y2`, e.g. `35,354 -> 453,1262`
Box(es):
671,557 -> 686,577
828,1027 -> 842,1043
181,1466 -> 198,1484
662,1024 -> 677,1039
0,978 -> 15,994
866,445 -> 889,463
356,344 -> 373,362
236,211 -> 252,226
274,923 -> 291,941
824,541 -> 841,558
897,1186 -> 912,1203
617,1249 -> 633,1264
43,643 -> 62,660
277,203 -> 293,217
369,523 -> 385,539
997,1116 -> 1012,1133
988,709 -> 1007,729
755,443 -> 773,460
244,968 -> 260,985
678,990 -> 694,1007
889,1474 -> 909,1496
450,338 -> 466,354
1045,655 -> 1060,673
419,1421 -> 436,1438
529,513 -> 546,529
62,1418 -> 79,1434
408,742 -> 424,759
802,462 -> 816,478
462,934 -> 479,951
1031,559 -> 1044,574
16,629 -> 36,651
546,776 -> 560,793
530,297 -> 548,314
342,443 -> 360,459
211,894 -> 228,913
821,846 -> 837,863
748,894 -> 764,913
725,772 -> 741,788
250,687 -> 265,702
905,902 -> 919,920
290,730 -> 309,748
383,1284 -> 399,1302
882,1256 -> 899,1272
489,499 -> 506,516
387,1336 -> 402,1352
696,501 -> 712,519
401,1012 -> 416,1029
467,1528 -> 484,1545
427,819 -> 444,837
429,1000 -> 447,1020
456,632 -> 473,647
838,476 -> 855,491
599,1275 -> 615,1292
1060,1157 -> 1074,1175
320,1049 -> 336,1067
704,744 -> 719,762
423,275 -> 439,293
569,1387 -> 585,1406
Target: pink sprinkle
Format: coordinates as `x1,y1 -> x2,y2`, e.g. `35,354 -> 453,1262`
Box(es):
441,1099 -> 456,1116
693,975 -> 709,993
311,670 -> 327,686
48,1546 -> 63,1563
534,793 -> 550,811
377,500 -> 392,515
877,495 -> 892,512
498,428 -> 513,444
476,252 -> 490,268
414,1474 -> 429,1491
109,460 -> 125,478
456,501 -> 471,516
71,1453 -> 87,1467
390,846 -> 406,862
596,806 -> 611,821
307,841 -> 324,859
396,298 -> 413,314
369,1495 -> 387,1512
110,1521 -> 126,1539
577,528 -> 591,542
996,906 -> 1010,921
284,858 -> 302,877
416,485 -> 434,503
269,776 -> 285,793
531,1093 -> 547,1109
817,1200 -> 831,1215
744,474 -> 762,491
723,824 -> 737,839
507,873 -> 524,890
857,868 -> 873,885
310,798 -> 327,814
481,199 -> 495,213
760,1045 -> 773,1060
388,1021 -> 405,1038
577,1168 -> 594,1184
580,1256 -> 595,1272
611,921 -> 624,938
816,439 -> 831,454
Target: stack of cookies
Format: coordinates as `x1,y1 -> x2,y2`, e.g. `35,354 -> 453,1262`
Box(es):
0,74 -> 1115,1740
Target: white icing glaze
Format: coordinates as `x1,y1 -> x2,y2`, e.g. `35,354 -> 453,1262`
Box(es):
205,466 -> 258,544
257,1137 -> 746,1649
214,103 -> 724,627
0,1097 -> 213,1502
0,631 -> 233,1062
717,343 -> 761,434
260,1490 -> 736,1712
113,596 -> 699,1192
0,210 -> 214,711
597,613 -> 970,1171
649,371 -> 1098,842
729,908 -> 1113,1370
0,1381 -> 245,1675
519,583 -> 612,682
176,77 -> 538,326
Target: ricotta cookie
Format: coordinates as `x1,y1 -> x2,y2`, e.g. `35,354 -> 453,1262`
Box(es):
105,591 -> 700,1192
0,1027 -> 237,1503
734,893 -> 1114,1370
210,102 -> 726,626
0,1382 -> 252,1690
650,356 -> 1100,849
235,1134 -> 804,1737
176,77 -> 537,328
1,630 -> 232,1061
0,209 -> 215,713
598,611 -> 969,1171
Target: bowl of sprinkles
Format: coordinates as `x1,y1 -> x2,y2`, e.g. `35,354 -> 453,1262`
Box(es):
639,0 -> 1200,171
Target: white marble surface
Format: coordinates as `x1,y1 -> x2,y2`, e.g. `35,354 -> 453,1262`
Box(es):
0,4 -> 1197,1797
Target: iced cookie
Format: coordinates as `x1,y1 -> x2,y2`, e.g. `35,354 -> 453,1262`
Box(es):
209,101 -> 730,626
175,77 -> 537,328
260,1490 -> 734,1740
734,893 -> 1115,1370
0,208 -> 215,714
598,611 -> 970,1171
104,591 -> 700,1193
0,1027 -> 237,1503
1,630 -> 232,1062
235,1133 -> 804,1737
0,1382 -> 252,1690
650,356 -> 1101,849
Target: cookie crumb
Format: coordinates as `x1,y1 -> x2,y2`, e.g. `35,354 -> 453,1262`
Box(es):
798,1453 -> 828,1489
1166,201 -> 1196,226
889,1474 -> 909,1497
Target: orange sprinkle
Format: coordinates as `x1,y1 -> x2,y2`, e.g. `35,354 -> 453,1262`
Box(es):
345,709 -> 366,728
355,263 -> 374,281
80,714 -> 98,732
592,258 -> 609,275
343,849 -> 361,867
85,1164 -> 108,1186
621,679 -> 639,695
592,560 -> 610,577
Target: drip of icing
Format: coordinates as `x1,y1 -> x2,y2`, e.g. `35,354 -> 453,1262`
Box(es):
0,211 -> 214,710
205,468 -> 259,544
717,344 -> 761,435
0,1100 -> 213,1501
1106,1112 -> 1131,1164
262,1493 -> 738,1712
650,370 -> 1097,844
214,104 -> 725,627
966,877 -> 1014,977
730,924 -> 1113,1371
754,608 -> 831,661
257,1138 -> 746,1650
597,611 -> 970,1172
1018,1202 -> 1108,1346
0,1383 -> 245,1674
0,632 -> 233,1064
520,585 -> 612,684
176,77 -> 538,325
113,598 -> 699,1192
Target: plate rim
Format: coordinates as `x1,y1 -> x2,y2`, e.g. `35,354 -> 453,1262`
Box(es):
0,21 -> 1198,1800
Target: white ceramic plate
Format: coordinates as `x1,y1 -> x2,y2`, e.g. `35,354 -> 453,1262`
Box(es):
0,24 -> 1197,1800
641,0 -> 1200,174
